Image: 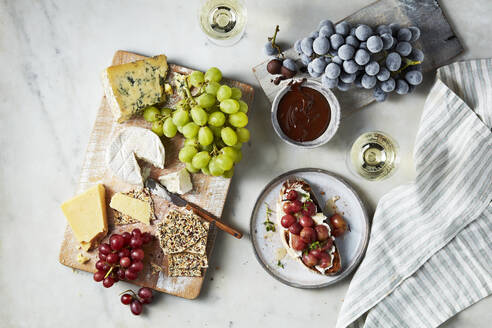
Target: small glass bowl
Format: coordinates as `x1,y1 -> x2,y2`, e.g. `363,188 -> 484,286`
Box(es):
271,79 -> 341,148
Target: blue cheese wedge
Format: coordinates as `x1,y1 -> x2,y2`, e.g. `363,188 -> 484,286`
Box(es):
158,168 -> 193,195
101,55 -> 168,123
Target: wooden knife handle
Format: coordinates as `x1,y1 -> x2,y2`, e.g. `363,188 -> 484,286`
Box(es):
185,203 -> 243,239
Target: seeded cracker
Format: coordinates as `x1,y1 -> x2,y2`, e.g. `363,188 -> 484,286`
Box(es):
168,252 -> 208,270
186,236 -> 207,255
168,267 -> 202,277
157,209 -> 208,254
113,188 -> 155,225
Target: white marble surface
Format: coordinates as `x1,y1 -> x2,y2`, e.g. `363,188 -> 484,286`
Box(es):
0,0 -> 491,327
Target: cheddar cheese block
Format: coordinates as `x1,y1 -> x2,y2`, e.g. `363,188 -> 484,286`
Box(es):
101,55 -> 168,123
109,192 -> 152,225
61,184 -> 108,250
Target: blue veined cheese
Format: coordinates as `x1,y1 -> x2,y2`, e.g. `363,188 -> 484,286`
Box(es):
101,55 -> 168,123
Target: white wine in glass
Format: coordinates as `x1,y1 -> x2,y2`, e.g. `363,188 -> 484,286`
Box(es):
348,131 -> 399,181
198,0 -> 247,46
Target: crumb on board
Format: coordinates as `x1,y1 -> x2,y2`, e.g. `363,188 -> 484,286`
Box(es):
77,253 -> 90,264
275,247 -> 287,261
151,262 -> 165,274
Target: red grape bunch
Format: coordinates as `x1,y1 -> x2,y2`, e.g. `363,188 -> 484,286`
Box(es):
93,228 -> 153,288
120,287 -> 153,315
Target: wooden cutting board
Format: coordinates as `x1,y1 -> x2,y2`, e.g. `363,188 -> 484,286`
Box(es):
252,0 -> 463,118
59,50 -> 254,299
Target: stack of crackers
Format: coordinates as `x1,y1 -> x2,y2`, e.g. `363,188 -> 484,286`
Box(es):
157,209 -> 209,277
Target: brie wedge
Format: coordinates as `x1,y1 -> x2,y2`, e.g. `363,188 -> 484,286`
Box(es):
158,168 -> 193,195
106,127 -> 165,186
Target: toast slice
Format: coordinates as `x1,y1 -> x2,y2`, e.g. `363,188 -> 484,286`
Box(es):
277,179 -> 342,275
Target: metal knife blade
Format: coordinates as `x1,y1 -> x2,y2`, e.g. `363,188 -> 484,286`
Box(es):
145,178 -> 187,207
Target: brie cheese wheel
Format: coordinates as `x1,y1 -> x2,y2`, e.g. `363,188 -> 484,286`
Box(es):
106,127 -> 165,186
158,168 -> 193,195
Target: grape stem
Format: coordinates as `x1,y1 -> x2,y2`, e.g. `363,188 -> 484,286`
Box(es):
119,289 -> 138,298
183,78 -> 197,107
104,265 -> 115,279
268,25 -> 284,59
210,144 -> 220,157
396,59 -> 422,74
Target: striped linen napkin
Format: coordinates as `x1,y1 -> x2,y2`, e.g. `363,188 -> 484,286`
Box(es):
336,59 -> 492,328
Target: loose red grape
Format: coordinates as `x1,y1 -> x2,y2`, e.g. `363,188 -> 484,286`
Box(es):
141,297 -> 153,304
120,256 -> 132,268
103,277 -> 114,288
130,300 -> 143,315
288,222 -> 303,235
286,190 -> 298,201
319,252 -> 332,268
106,252 -> 119,264
130,237 -> 143,248
99,252 -> 107,261
118,248 -> 131,258
110,234 -> 125,251
281,215 -> 296,228
129,261 -> 144,273
121,293 -> 133,305
330,214 -> 348,237
121,232 -> 132,245
93,271 -> 105,282
282,202 -> 293,214
299,215 -> 314,227
315,225 -> 329,241
291,234 -> 307,251
125,269 -> 138,280
300,227 -> 316,243
99,243 -> 111,255
138,287 -> 153,300
290,200 -> 302,213
302,253 -> 319,267
132,229 -> 142,238
131,249 -> 145,261
301,201 -> 316,216
142,232 -> 152,244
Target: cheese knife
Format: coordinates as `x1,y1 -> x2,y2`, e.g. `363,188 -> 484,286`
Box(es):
145,178 -> 243,239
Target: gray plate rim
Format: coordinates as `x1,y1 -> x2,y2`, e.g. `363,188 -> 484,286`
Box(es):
249,167 -> 370,289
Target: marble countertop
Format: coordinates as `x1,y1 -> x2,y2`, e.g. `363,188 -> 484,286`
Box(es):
1,0 -> 491,327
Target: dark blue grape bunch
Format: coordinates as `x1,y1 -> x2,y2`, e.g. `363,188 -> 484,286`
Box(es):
264,25 -> 298,80
294,20 -> 424,101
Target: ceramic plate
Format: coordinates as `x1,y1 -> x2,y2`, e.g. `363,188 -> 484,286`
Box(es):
250,168 -> 369,288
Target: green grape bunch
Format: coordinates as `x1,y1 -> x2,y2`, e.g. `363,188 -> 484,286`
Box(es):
142,67 -> 250,179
